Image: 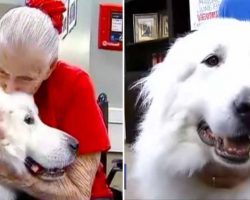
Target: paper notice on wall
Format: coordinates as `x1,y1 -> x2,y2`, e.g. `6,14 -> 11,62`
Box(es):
189,0 -> 223,30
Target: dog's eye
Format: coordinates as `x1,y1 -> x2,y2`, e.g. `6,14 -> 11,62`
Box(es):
202,55 -> 220,67
24,114 -> 35,125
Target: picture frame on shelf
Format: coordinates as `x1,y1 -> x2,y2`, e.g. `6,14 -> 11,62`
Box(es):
61,0 -> 69,39
159,13 -> 168,38
133,13 -> 158,43
68,0 -> 77,33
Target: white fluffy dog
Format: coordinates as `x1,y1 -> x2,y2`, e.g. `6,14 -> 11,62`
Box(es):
133,18 -> 250,199
0,90 -> 78,200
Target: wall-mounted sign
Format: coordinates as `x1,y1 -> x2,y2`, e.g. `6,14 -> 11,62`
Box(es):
98,3 -> 123,51
189,0 -> 223,30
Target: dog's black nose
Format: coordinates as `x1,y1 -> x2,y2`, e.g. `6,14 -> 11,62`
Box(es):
68,137 -> 79,154
234,88 -> 250,124
234,102 -> 250,115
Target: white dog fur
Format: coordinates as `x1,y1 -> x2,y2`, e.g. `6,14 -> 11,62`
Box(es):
0,89 -> 77,200
133,18 -> 250,199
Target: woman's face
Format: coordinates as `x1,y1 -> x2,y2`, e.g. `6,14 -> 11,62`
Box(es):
0,46 -> 53,94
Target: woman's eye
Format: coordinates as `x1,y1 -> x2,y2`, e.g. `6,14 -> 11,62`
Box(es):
24,114 -> 35,125
18,77 -> 34,82
202,55 -> 220,67
0,70 -> 8,76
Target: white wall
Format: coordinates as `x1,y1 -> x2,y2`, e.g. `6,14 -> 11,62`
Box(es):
89,0 -> 123,109
0,0 -> 24,5
89,0 -> 123,152
59,1 -> 92,71
0,3 -> 18,17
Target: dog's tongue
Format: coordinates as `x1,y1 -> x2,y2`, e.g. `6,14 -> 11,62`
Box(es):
223,137 -> 250,156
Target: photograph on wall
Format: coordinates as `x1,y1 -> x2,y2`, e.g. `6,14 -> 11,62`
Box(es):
61,0 -> 69,39
133,13 -> 158,43
160,13 -> 168,38
68,0 -> 77,33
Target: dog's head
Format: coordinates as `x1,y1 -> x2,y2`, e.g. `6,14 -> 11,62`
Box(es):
0,90 -> 78,180
140,18 -> 250,172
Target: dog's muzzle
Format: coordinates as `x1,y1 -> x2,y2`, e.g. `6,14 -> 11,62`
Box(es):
197,120 -> 250,164
25,137 -> 79,179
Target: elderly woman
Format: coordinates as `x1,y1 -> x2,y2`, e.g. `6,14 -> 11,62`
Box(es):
0,0 -> 112,200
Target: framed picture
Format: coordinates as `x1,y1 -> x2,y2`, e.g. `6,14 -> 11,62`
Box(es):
68,0 -> 77,33
160,13 -> 168,38
133,13 -> 158,43
61,0 -> 69,39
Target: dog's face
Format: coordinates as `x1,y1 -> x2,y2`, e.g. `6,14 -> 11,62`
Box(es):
0,90 -> 78,180
141,19 -> 250,172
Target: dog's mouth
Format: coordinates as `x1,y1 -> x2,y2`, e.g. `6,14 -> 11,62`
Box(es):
24,157 -> 66,179
197,120 -> 250,164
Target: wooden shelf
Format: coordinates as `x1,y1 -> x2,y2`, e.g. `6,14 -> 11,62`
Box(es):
125,0 -> 155,3
126,37 -> 169,47
125,0 -> 135,3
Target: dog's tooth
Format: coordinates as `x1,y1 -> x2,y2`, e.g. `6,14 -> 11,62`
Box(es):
236,149 -> 242,154
31,164 -> 39,173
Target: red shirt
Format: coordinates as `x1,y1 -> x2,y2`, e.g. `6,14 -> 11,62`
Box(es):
34,61 -> 113,198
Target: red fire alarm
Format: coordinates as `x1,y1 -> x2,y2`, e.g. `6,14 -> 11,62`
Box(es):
98,3 -> 123,51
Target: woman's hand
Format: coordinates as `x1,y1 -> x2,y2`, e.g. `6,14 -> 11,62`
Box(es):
197,162 -> 250,188
0,153 -> 101,200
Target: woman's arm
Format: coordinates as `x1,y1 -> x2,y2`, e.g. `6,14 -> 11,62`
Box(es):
28,152 -> 101,200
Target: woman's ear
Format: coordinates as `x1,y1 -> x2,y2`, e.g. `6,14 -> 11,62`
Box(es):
44,59 -> 58,80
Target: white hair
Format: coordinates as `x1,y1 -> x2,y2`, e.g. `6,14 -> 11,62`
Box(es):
0,6 -> 59,65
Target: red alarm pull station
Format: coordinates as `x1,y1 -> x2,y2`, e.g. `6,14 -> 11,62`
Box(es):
98,3 -> 123,51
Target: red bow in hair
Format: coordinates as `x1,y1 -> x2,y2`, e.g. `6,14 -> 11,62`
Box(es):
26,0 -> 66,34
